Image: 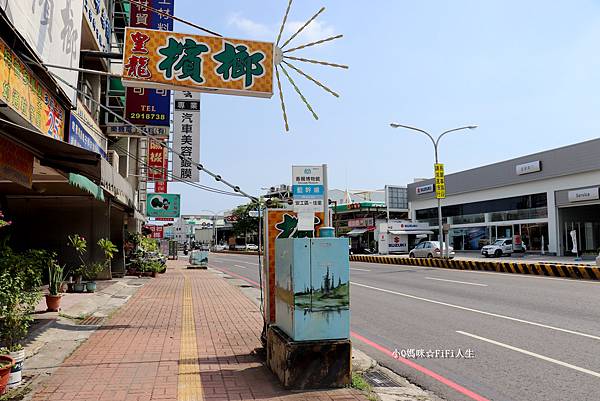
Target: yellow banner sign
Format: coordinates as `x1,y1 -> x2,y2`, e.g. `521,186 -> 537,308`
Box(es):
434,163 -> 445,199
122,27 -> 274,98
0,37 -> 65,140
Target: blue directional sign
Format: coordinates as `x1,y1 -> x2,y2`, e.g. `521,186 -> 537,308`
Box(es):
292,184 -> 324,199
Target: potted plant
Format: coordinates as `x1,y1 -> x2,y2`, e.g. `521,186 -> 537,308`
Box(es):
46,259 -> 66,312
83,263 -> 104,293
0,355 -> 15,395
0,247 -> 43,389
67,234 -> 87,292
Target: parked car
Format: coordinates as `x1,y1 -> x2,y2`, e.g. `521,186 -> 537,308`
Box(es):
213,244 -> 226,251
409,241 -> 455,259
481,238 -> 524,257
245,244 -> 259,251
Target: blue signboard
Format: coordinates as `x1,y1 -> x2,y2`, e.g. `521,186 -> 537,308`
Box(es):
69,115 -> 106,159
292,184 -> 324,199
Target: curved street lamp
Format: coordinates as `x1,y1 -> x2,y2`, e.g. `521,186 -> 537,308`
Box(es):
389,123 -> 478,258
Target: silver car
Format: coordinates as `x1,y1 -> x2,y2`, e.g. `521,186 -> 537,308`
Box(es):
409,241 -> 455,259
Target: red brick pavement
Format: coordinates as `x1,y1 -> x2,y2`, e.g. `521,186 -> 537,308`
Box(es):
31,259 -> 368,401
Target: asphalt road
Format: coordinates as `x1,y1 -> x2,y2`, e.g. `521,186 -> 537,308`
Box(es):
208,252 -> 600,401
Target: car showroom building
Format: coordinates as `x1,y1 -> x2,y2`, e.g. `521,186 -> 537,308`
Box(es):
407,137 -> 600,256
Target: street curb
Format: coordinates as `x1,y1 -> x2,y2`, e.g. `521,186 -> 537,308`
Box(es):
212,250 -> 261,256
350,255 -> 600,280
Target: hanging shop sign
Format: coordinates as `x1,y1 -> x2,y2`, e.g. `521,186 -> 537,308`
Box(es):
146,193 -> 181,217
105,124 -> 168,138
155,181 -> 168,193
434,163 -> 445,199
172,91 -> 200,181
122,27 -> 274,98
125,0 -> 174,127
1,0 -> 83,105
69,100 -> 106,158
146,224 -> 164,239
265,210 -> 325,322
83,0 -> 111,53
348,218 -> 374,228
147,140 -> 168,181
0,136 -> 34,188
291,165 -> 324,212
0,37 -> 65,140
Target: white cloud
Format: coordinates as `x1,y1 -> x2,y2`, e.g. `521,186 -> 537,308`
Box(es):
284,20 -> 336,46
226,13 -> 337,48
227,13 -> 273,41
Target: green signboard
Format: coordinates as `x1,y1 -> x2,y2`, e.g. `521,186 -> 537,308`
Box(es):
147,193 -> 181,218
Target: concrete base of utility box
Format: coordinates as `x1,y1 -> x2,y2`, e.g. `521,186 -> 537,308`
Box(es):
266,325 -> 351,389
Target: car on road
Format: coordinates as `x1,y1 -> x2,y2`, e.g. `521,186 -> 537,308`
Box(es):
245,244 -> 259,251
481,238 -> 526,257
409,241 -> 455,259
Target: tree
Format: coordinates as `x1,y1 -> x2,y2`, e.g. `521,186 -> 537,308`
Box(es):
231,201 -> 260,239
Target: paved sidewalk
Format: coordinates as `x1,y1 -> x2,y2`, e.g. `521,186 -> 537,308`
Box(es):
31,259 -> 368,401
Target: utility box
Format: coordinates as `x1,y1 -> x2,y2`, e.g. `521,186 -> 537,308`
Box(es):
188,250 -> 208,268
275,237 -> 350,341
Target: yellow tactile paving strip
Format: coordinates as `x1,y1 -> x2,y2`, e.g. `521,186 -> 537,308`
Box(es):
178,275 -> 203,401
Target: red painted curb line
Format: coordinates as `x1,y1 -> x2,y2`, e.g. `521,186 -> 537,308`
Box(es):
351,331 -> 491,401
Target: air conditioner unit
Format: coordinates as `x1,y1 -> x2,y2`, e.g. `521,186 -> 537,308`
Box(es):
107,150 -> 119,169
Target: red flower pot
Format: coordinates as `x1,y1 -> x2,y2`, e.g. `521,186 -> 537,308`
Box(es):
45,294 -> 63,312
0,355 -> 15,395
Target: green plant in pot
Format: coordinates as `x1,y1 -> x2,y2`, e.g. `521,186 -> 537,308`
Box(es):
0,246 -> 43,390
85,239 -> 118,292
67,234 -> 87,292
46,258 -> 66,312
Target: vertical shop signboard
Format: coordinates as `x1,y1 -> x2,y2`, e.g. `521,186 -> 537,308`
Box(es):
172,91 -> 200,181
147,140 -> 167,181
125,0 -> 174,127
434,163 -> 445,199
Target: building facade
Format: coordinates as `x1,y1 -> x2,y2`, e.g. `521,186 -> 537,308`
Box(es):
408,138 -> 600,256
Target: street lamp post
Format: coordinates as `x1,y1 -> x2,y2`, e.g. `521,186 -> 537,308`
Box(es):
389,123 -> 477,258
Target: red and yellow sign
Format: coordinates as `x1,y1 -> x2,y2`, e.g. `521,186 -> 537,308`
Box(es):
148,140 -> 167,181
122,27 -> 274,98
0,136 -> 34,188
0,37 -> 65,140
264,210 -> 325,322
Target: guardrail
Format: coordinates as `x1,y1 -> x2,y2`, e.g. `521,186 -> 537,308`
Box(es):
350,255 -> 600,280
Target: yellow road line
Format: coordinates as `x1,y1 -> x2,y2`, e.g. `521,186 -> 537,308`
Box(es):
178,276 -> 203,401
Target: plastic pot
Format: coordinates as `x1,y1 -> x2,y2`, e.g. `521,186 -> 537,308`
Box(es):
7,349 -> 24,389
73,283 -> 85,293
0,355 -> 15,395
86,282 -> 97,293
45,294 -> 63,312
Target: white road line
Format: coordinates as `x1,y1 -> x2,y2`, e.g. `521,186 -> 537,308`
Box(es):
212,257 -> 259,266
350,268 -> 371,272
350,281 -> 600,341
234,264 -> 248,269
457,331 -> 600,378
425,277 -> 488,287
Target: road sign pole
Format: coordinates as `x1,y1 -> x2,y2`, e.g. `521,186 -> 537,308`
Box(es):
323,164 -> 329,228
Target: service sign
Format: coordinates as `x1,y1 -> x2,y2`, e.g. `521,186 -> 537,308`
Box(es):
147,193 -> 181,218
434,163 -> 445,199
172,91 -> 200,181
0,136 -> 33,188
147,140 -> 167,181
69,100 -> 106,159
106,124 -> 168,138
122,27 -> 273,98
155,181 -> 168,193
291,165 -> 324,212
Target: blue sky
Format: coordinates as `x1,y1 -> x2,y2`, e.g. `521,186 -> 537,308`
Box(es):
169,0 -> 600,214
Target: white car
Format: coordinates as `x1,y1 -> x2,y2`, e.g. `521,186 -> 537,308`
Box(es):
481,238 -> 521,257
409,241 -> 455,259
245,244 -> 259,251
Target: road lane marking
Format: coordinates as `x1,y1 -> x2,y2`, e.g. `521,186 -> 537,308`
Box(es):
351,281 -> 600,341
212,257 -> 259,266
209,266 -> 260,287
457,331 -> 600,379
425,277 -> 488,287
350,268 -> 371,272
351,331 -> 491,401
234,264 -> 248,269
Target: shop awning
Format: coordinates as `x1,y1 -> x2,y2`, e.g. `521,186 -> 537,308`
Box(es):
68,173 -> 105,201
389,230 -> 434,235
0,117 -> 101,181
347,228 -> 368,236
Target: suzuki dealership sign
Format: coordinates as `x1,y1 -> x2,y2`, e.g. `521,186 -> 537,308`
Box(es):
147,193 -> 181,218
122,27 -> 273,98
416,183 -> 434,195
